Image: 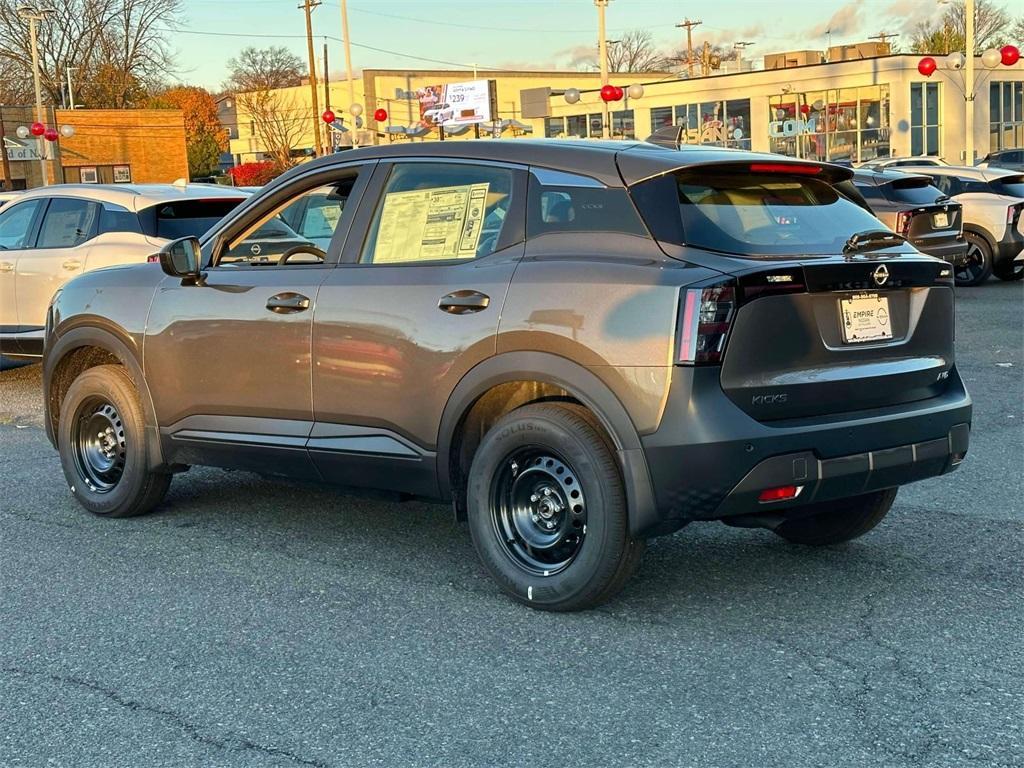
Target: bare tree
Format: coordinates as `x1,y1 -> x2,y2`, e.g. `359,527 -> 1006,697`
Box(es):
605,30 -> 671,73
911,0 -> 1012,54
0,0 -> 179,107
225,47 -> 307,172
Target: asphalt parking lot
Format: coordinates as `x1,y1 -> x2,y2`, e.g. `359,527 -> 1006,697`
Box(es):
1,281 -> 1021,768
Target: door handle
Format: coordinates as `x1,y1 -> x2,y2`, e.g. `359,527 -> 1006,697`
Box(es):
438,290 -> 490,315
266,292 -> 311,314
0,262 -> 12,273
62,259 -> 82,271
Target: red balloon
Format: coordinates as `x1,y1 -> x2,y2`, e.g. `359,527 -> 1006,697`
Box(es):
611,85 -> 624,101
799,103 -> 810,115
43,128 -> 58,142
30,121 -> 45,136
373,108 -> 388,122
1000,45 -> 1020,66
321,109 -> 335,124
917,57 -> 937,76
600,84 -> 617,102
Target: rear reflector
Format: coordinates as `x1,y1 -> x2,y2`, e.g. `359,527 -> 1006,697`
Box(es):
758,485 -> 803,503
677,283 -> 736,365
748,163 -> 822,175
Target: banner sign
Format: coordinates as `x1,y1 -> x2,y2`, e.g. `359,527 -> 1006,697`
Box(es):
416,79 -> 496,129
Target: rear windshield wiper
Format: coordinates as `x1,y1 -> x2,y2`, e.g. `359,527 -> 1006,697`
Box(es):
843,229 -> 907,254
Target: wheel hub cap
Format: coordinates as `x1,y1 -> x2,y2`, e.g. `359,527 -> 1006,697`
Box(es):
72,400 -> 126,493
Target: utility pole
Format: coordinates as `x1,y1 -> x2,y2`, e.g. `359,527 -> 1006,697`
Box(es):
964,0 -> 975,164
0,107 -> 11,191
867,31 -> 898,51
734,41 -> 755,71
676,18 -> 702,77
595,0 -> 610,139
323,42 -> 331,154
340,0 -> 355,108
66,66 -> 76,109
19,6 -> 53,186
300,0 -> 323,157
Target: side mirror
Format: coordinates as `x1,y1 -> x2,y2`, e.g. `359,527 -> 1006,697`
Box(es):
158,236 -> 203,281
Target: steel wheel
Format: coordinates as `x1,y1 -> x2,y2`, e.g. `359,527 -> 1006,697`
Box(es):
955,239 -> 990,285
71,397 -> 127,494
490,448 -> 587,576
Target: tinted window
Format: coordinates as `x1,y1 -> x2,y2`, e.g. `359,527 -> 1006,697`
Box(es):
99,204 -> 143,235
882,179 -> 944,205
527,175 -> 646,238
141,199 -> 243,240
37,198 -> 99,248
990,176 -> 1024,197
361,163 -> 515,264
853,182 -> 886,202
633,170 -> 891,257
0,199 -> 42,249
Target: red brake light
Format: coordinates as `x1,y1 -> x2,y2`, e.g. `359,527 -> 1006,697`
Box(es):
758,485 -> 803,503
748,163 -> 822,176
895,210 -> 913,236
146,254 -> 160,263
677,283 -> 736,365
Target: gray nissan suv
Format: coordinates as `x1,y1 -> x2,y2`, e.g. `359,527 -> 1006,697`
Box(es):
42,140 -> 972,611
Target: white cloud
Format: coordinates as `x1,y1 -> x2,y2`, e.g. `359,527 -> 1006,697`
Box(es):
804,0 -> 865,39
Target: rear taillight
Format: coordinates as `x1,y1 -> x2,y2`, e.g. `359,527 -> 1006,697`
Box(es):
146,254 -> 160,263
1008,203 -> 1023,227
677,282 -> 736,365
895,210 -> 913,236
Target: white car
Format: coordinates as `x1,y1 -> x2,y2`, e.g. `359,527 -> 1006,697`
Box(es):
0,183 -> 249,364
423,103 -> 455,126
858,156 -> 950,170
900,165 -> 1024,284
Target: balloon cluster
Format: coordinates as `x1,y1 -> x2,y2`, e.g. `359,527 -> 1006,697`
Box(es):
563,83 -> 645,105
918,45 -> 1020,77
15,122 -> 74,142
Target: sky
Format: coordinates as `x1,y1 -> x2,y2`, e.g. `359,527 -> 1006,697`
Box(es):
171,0 -> 946,90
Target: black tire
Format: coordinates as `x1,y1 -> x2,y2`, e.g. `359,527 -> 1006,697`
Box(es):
466,402 -> 644,611
992,259 -> 1024,281
774,488 -> 898,546
955,232 -> 993,286
58,364 -> 170,518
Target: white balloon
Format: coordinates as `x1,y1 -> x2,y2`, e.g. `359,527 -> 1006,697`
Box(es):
59,124 -> 75,138
563,87 -> 580,104
981,48 -> 1002,68
627,84 -> 644,99
349,103 -> 363,117
946,51 -> 965,70
15,125 -> 30,139
812,100 -> 824,111
775,108 -> 786,120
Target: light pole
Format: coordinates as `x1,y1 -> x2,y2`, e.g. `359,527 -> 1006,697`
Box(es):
595,0 -> 610,139
964,0 -> 975,164
65,66 -> 76,109
18,4 -> 53,186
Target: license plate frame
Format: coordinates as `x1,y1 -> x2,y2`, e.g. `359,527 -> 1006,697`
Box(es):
839,292 -> 893,344
933,212 -> 949,228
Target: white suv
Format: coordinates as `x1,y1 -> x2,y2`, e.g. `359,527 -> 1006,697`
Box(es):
0,183 -> 249,365
901,165 -> 1024,284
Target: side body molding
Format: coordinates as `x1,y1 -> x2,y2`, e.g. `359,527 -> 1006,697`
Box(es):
436,351 -> 661,537
43,325 -> 165,470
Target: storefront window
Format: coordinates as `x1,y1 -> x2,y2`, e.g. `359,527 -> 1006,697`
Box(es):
769,85 -> 890,163
667,99 -> 750,148
612,109 -> 635,139
588,113 -> 603,137
911,82 -> 941,157
650,106 -> 673,134
566,115 -> 587,138
990,81 -> 1024,151
545,117 -> 565,138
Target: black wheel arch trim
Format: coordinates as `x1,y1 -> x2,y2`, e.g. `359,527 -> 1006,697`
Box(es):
43,325 -> 165,470
961,224 -> 997,255
436,351 -> 660,538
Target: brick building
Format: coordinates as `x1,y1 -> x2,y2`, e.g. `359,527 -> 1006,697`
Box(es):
0,107 -> 188,189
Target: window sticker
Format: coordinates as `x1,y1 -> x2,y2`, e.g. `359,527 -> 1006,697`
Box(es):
372,182 -> 489,263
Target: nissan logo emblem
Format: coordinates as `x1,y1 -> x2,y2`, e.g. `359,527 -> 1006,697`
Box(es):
872,265 -> 890,287
250,243 -> 262,256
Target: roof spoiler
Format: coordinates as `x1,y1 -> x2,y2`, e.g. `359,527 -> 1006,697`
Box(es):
644,125 -> 685,149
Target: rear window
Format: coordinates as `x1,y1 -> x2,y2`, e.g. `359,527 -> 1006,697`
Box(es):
631,170 -> 889,257
139,199 -> 243,240
882,178 -> 944,205
990,176 -> 1024,198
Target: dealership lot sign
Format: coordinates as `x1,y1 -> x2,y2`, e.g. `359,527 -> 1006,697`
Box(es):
416,79 -> 497,129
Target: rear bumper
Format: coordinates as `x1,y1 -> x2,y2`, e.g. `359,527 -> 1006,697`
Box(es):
636,366 -> 972,537
919,239 -> 967,266
995,228 -> 1024,269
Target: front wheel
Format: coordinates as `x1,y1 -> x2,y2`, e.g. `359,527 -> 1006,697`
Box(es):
58,364 -> 170,518
955,233 -> 993,286
466,403 -> 644,611
774,489 -> 897,546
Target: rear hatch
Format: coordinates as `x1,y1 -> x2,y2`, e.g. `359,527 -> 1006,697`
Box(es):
878,176 -> 963,258
627,159 -> 956,421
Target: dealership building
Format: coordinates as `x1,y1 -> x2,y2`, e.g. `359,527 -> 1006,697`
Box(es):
226,49 -> 1024,166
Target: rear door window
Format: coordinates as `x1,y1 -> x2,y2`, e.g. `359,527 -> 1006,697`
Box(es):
881,178 -> 944,205
631,170 -> 889,257
527,173 -> 647,238
37,198 -> 100,248
139,199 -> 244,240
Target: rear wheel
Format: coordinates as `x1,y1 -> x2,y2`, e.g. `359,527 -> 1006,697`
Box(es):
466,403 -> 644,611
58,364 -> 170,518
955,232 -> 992,286
774,489 -> 897,546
